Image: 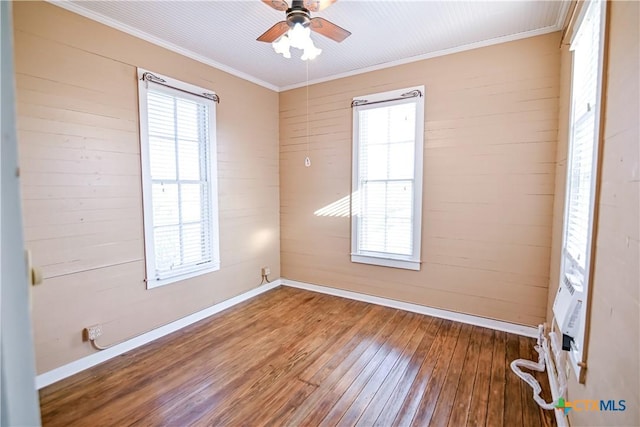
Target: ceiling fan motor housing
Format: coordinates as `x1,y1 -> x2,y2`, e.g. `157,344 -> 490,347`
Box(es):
286,2 -> 311,28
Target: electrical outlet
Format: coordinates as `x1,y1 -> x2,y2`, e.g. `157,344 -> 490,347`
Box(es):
261,266 -> 271,276
83,324 -> 102,341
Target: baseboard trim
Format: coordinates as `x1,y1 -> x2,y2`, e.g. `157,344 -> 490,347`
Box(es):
35,279 -> 282,389
282,279 -> 539,338
37,277 -> 539,388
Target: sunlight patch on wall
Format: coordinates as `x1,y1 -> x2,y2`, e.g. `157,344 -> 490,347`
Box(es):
314,193 -> 358,218
250,228 -> 276,252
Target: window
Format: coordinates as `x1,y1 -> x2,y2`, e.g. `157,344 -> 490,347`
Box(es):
137,69 -> 220,288
558,0 -> 606,379
351,87 -> 425,270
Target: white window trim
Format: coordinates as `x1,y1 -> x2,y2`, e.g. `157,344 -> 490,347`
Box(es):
137,68 -> 220,289
351,86 -> 425,271
557,0 -> 606,383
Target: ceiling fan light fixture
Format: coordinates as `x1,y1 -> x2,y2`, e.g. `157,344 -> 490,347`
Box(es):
288,23 -> 310,49
301,40 -> 322,60
260,0 -> 349,61
272,23 -> 321,60
272,34 -> 292,58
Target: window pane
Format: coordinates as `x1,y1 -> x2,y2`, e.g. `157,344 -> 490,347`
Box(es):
182,223 -> 205,265
360,181 -> 387,253
178,139 -> 201,180
149,136 -> 176,180
181,183 -> 202,223
359,104 -> 416,182
566,113 -> 594,267
360,180 -> 413,256
176,99 -> 200,141
386,181 -> 413,256
152,183 -> 179,226
389,141 -> 414,179
388,103 -> 416,143
154,225 -> 180,273
363,144 -> 388,180
148,92 -> 175,138
387,181 -> 413,221
360,108 -> 389,145
386,218 -> 412,255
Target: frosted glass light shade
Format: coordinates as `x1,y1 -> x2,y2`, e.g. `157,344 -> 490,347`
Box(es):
272,34 -> 291,59
271,23 -> 321,61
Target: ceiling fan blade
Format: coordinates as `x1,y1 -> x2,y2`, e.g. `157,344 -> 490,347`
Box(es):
309,17 -> 351,42
304,0 -> 337,12
257,21 -> 290,42
261,0 -> 289,11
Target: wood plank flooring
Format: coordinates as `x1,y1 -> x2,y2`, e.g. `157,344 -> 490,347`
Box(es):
39,286 -> 555,426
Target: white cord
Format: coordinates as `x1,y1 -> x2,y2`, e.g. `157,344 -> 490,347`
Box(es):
259,273 -> 271,286
509,324 -> 565,410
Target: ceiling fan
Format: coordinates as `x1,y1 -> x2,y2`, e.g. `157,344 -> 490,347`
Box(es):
257,0 -> 351,60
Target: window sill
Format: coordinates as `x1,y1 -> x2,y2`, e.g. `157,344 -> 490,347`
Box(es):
568,338 -> 586,384
351,254 -> 421,271
146,264 -> 220,289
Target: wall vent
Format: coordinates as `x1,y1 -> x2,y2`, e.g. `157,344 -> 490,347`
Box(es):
562,275 -> 576,296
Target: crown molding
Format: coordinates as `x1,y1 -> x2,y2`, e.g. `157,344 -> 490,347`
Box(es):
47,0 -> 280,92
555,0 -> 573,30
279,25 -> 563,91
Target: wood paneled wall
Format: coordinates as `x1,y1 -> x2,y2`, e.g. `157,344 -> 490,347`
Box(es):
280,33 -> 561,327
549,2 -> 639,425
13,2 -> 280,374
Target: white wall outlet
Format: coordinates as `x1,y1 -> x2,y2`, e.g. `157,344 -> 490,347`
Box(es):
83,324 -> 102,341
261,267 -> 271,276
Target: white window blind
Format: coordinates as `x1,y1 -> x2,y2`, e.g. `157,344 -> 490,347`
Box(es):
562,0 -> 603,284
138,69 -> 220,288
351,87 -> 424,270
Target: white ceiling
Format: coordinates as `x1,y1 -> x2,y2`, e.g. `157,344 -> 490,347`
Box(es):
55,0 -> 570,91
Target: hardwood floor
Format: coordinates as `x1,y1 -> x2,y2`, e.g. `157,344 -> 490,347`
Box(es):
39,287 -> 555,426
